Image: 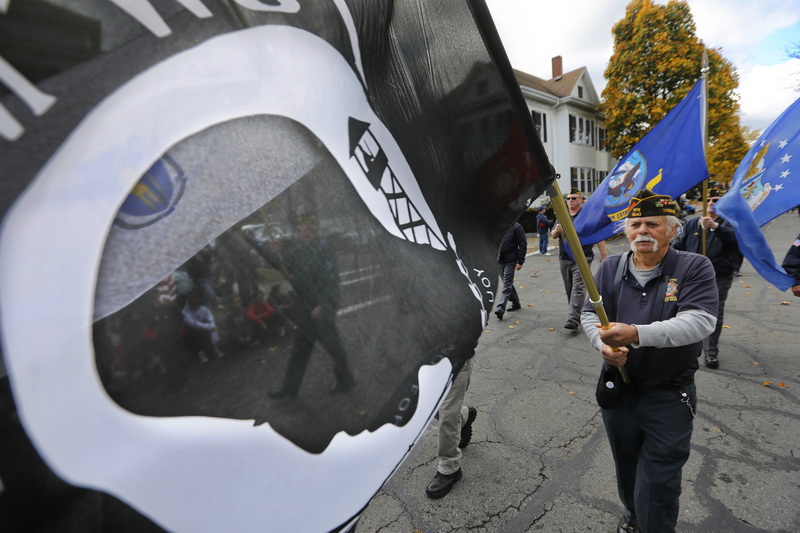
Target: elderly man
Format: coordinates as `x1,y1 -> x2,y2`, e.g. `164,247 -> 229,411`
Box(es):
674,187 -> 743,368
581,190 -> 719,533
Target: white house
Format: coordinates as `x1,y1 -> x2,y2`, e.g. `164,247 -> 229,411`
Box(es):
515,56 -> 618,202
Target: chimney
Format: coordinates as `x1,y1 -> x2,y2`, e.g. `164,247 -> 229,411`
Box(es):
552,56 -> 563,79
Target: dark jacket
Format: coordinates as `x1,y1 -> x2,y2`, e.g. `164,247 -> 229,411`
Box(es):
673,216 -> 743,278
536,212 -> 551,234
782,233 -> 800,284
498,222 -> 527,265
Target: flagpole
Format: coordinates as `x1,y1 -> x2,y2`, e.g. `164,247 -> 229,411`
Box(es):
700,50 -> 710,255
547,179 -> 630,384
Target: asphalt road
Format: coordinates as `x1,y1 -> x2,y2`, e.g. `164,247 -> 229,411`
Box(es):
358,211 -> 800,533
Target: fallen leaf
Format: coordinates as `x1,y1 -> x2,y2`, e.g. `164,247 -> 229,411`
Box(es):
722,325 -> 731,329
741,285 -> 752,288
513,321 -> 521,325
527,304 -> 534,307
752,362 -> 760,366
548,328 -> 555,331
508,326 -> 515,329
568,391 -> 575,395
545,291 -> 552,294
745,292 -> 751,295
779,383 -> 786,388
485,329 -> 491,333
763,381 -> 772,386
712,426 -> 722,432
780,301 -> 791,305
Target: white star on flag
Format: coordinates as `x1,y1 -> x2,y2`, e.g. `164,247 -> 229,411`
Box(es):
780,153 -> 792,164
778,139 -> 788,149
780,169 -> 790,178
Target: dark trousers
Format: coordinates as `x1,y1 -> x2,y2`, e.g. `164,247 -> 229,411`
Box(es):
703,275 -> 733,357
602,384 -> 696,533
496,262 -> 520,312
182,328 -> 216,360
279,313 -> 354,394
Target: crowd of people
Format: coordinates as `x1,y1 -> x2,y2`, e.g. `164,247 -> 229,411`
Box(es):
93,217 -> 351,396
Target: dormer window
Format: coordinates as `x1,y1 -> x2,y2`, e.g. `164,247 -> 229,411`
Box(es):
578,86 -> 584,99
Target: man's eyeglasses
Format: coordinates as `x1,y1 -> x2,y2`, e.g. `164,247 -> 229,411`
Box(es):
708,198 -> 720,203
567,197 -> 581,200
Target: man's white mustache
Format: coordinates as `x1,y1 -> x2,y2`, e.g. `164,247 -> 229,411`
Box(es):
630,235 -> 659,253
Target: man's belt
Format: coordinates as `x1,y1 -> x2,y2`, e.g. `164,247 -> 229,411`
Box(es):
649,376 -> 695,390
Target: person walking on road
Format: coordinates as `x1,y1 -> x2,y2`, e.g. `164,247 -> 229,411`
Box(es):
536,206 -> 552,255
495,221 -> 526,320
425,353 -> 478,499
673,187 -> 742,369
581,189 -> 718,533
551,188 -> 607,331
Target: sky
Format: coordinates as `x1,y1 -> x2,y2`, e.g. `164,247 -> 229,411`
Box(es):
484,0 -> 800,132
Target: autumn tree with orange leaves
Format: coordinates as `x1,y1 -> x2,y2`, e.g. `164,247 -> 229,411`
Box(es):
600,0 -> 748,184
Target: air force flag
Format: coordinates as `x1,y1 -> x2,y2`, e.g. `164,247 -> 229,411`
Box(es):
715,98 -> 800,291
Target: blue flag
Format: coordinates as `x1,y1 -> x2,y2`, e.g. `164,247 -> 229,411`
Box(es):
572,80 -> 709,246
714,98 -> 800,291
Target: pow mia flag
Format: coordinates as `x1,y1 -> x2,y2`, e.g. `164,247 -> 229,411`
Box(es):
0,0 -> 553,531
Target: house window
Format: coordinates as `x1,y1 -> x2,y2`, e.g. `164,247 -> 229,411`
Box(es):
597,127 -> 608,151
531,110 -> 547,142
569,114 -> 594,146
597,170 -> 608,184
570,167 -> 596,193
578,86 -> 584,99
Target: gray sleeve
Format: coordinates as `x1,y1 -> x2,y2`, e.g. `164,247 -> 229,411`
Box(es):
634,309 -> 717,348
581,308 -> 716,350
581,310 -> 604,351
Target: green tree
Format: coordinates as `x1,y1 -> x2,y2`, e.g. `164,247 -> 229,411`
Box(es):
600,0 -> 748,184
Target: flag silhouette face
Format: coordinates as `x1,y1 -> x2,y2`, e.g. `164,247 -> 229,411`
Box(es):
0,1 -> 553,531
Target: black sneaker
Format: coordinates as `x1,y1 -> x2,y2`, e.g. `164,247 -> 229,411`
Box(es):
459,407 -> 478,449
508,303 -> 522,311
564,319 -> 579,331
425,468 -> 462,498
618,516 -> 641,533
705,354 -> 719,369
495,309 -> 504,320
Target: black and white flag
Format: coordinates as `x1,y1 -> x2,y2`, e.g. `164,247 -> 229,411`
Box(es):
0,1 -> 553,530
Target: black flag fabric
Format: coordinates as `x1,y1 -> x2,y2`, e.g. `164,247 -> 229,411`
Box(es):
0,0 -> 554,531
